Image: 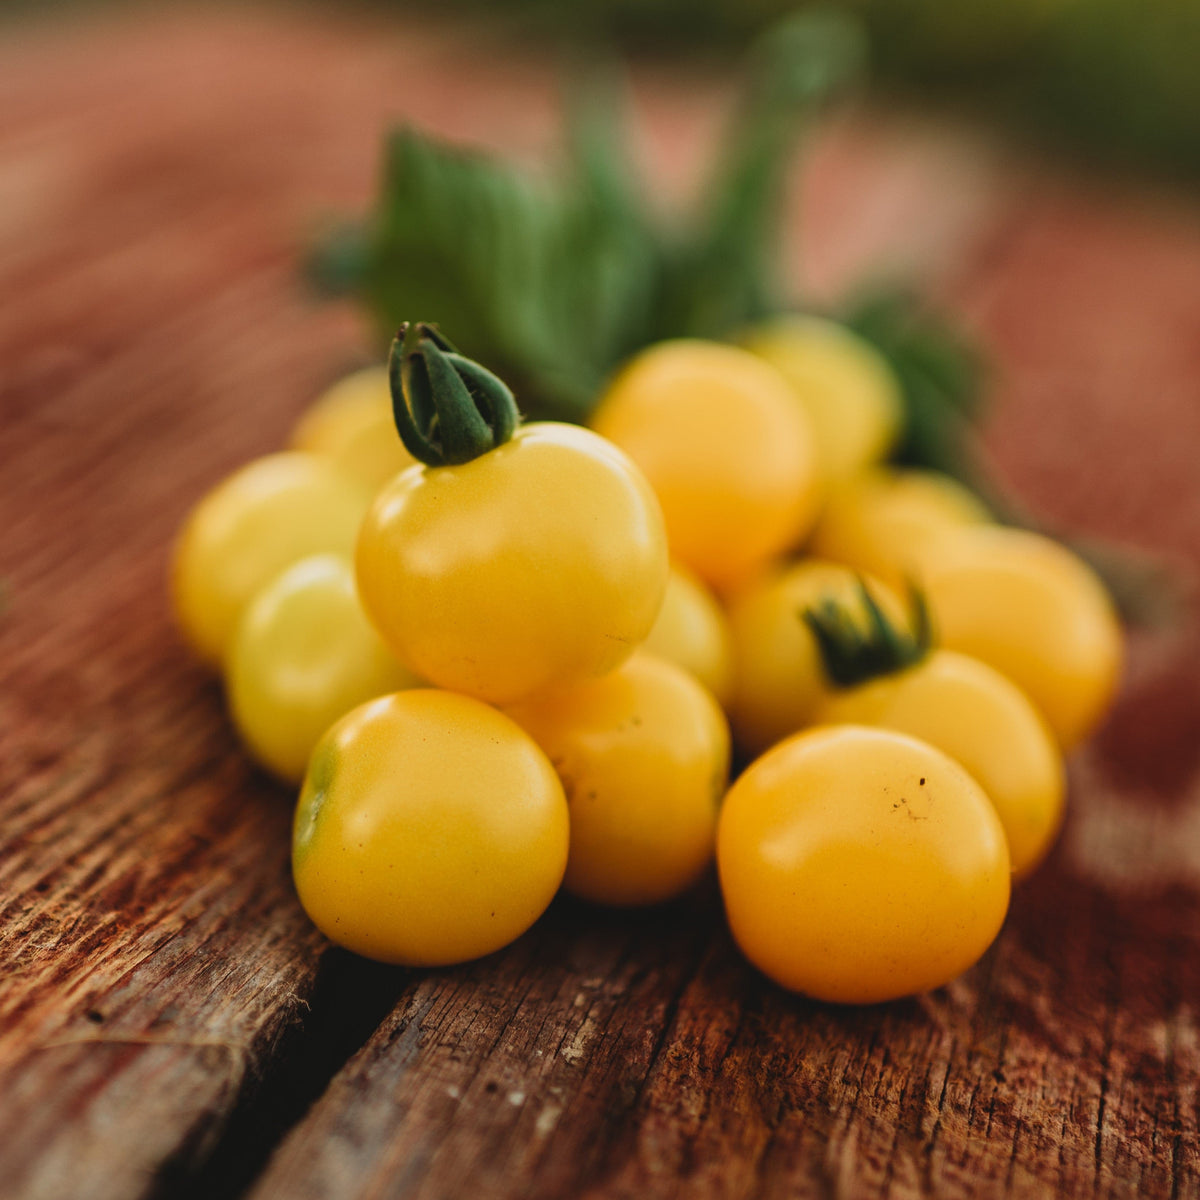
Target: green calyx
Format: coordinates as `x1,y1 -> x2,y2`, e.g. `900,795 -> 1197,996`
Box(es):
388,323 -> 521,466
803,579 -> 933,689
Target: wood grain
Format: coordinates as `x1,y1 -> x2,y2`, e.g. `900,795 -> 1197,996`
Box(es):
2,8 -> 1199,1199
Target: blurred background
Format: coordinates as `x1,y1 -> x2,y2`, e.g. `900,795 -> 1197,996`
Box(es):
389,0 -> 1200,181
5,0 -> 1200,568
4,0 -> 1200,605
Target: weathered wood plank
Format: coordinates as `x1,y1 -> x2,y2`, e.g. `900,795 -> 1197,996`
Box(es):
240,897 -> 717,1200
0,16 -> 409,1199
0,260 -> 337,1200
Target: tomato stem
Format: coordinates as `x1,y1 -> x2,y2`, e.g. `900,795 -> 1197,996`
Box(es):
804,579 -> 932,688
388,323 -> 521,466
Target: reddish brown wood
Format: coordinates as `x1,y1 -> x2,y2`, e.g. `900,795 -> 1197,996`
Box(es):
2,9 -> 1199,1200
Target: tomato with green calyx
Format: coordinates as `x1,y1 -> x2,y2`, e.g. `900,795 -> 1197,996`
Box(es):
291,365 -> 416,492
293,690 -> 569,966
807,581 -> 1065,877
506,652 -> 730,907
919,526 -> 1122,750
643,562 -> 734,706
726,559 -> 907,756
809,466 -> 992,591
227,554 -> 421,783
590,340 -> 819,593
718,725 -> 1010,1003
356,325 -> 668,705
172,452 -> 371,667
742,315 -> 903,485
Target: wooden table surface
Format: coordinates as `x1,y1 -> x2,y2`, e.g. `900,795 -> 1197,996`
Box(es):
3,9 -> 1200,1199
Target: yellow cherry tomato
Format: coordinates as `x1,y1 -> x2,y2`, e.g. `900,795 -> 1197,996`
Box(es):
718,725 -> 1011,1003
172,452 -> 371,667
817,650 -> 1065,876
227,554 -> 422,783
506,653 -> 730,907
590,339 -> 820,592
742,315 -> 903,484
919,527 -> 1122,750
726,560 -> 906,757
293,690 -> 569,966
809,466 -> 993,591
643,562 -> 734,706
357,422 -> 668,705
290,365 -> 416,492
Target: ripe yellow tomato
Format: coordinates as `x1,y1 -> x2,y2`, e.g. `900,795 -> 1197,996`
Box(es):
227,554 -> 422,783
506,653 -> 730,907
809,467 -> 992,591
290,365 -> 416,492
919,527 -> 1122,750
817,650 -> 1065,876
356,422 -> 668,705
590,340 -> 819,592
726,560 -> 906,756
642,562 -> 734,706
172,452 -> 370,667
718,725 -> 1010,1003
293,690 -> 569,965
742,315 -> 903,484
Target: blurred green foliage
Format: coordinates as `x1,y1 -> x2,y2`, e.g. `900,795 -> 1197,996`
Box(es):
315,10 -> 875,421
316,10 -> 986,502
432,0 -> 1200,182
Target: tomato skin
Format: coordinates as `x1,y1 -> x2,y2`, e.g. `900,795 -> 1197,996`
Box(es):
506,653 -> 730,906
293,690 -> 569,966
355,422 -> 668,705
810,467 -> 992,591
717,725 -> 1010,1003
726,560 -> 906,757
742,315 -> 903,484
643,562 -> 734,706
290,366 -> 416,493
227,554 -> 421,783
171,452 -> 370,667
919,527 -> 1122,750
590,340 -> 819,592
817,650 -> 1065,877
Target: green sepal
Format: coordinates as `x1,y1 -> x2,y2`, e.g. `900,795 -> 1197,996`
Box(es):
388,323 -> 521,467
803,579 -> 933,689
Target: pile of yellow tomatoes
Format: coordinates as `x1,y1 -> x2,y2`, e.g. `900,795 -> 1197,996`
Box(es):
172,316 -> 1122,1005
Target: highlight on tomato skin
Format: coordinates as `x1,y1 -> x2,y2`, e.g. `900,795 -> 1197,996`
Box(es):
717,724 -> 1011,1005
356,421 -> 669,705
799,576 -> 1066,879
917,526 -> 1124,751
355,326 -> 670,706
505,651 -> 731,908
292,689 -> 570,967
590,339 -> 821,594
227,553 -> 422,784
816,650 -> 1066,878
171,451 -> 373,668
